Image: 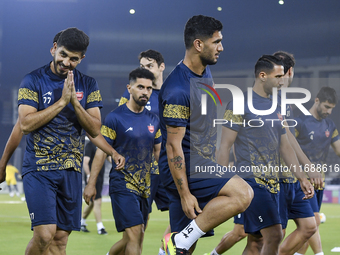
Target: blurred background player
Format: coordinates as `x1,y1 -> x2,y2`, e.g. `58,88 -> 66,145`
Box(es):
84,68 -> 162,255
295,87 -> 340,255
119,49 -> 170,255
80,138 -> 108,235
5,162 -> 22,197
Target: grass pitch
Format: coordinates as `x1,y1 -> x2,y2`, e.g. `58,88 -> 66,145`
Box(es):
0,194 -> 339,254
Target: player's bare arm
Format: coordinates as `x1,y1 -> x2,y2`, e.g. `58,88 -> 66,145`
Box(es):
83,156 -> 91,182
87,133 -> 125,170
0,119 -> 23,185
285,126 -> 323,189
331,139 -> 340,157
153,143 -> 161,163
83,148 -> 107,204
280,133 -> 314,199
217,126 -> 238,166
18,73 -> 73,134
166,125 -> 202,219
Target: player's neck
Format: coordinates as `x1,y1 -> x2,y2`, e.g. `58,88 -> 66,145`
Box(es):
153,77 -> 163,90
309,105 -> 320,120
253,81 -> 269,98
183,52 -> 206,76
126,101 -> 144,113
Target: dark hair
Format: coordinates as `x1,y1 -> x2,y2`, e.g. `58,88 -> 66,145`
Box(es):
273,51 -> 295,74
316,87 -> 338,104
57,27 -> 89,56
53,30 -> 64,43
138,49 -> 164,67
129,67 -> 155,84
184,15 -> 223,49
254,55 -> 283,78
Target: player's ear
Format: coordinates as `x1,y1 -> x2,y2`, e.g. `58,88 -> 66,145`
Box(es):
315,97 -> 320,104
127,84 -> 131,93
50,42 -> 57,57
159,62 -> 165,72
288,67 -> 294,77
193,39 -> 203,53
259,71 -> 266,81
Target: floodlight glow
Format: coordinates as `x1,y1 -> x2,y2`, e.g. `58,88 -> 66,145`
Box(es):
279,0 -> 284,5
129,9 -> 135,14
217,7 -> 222,11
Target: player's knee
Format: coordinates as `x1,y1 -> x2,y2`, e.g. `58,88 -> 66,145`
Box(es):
235,184 -> 253,213
125,225 -> 144,244
33,233 -> 54,249
266,229 -> 282,245
236,230 -> 248,240
299,220 -> 317,240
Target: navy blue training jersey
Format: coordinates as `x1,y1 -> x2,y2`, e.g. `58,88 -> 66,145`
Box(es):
101,104 -> 162,198
18,63 -> 103,175
158,61 -> 218,186
223,90 -> 286,193
118,88 -> 161,175
295,114 -> 339,188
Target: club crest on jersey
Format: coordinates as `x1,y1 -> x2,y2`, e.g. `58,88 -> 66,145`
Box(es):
325,130 -> 330,138
76,91 -> 84,101
148,124 -> 154,133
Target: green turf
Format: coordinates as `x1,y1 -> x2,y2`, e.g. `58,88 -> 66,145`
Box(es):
0,194 -> 339,254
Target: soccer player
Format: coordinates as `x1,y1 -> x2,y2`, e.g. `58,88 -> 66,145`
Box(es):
0,31 -> 64,189
294,87 -> 340,255
273,51 -> 317,255
5,163 -> 22,197
80,138 -> 108,235
160,15 -> 254,255
119,49 -> 170,255
84,68 -> 162,255
218,55 -> 314,255
17,27 -> 124,255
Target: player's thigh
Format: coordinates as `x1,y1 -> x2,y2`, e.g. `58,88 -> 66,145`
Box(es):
110,191 -> 149,233
23,171 -> 59,228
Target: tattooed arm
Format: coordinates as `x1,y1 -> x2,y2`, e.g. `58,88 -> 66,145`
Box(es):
166,125 -> 202,219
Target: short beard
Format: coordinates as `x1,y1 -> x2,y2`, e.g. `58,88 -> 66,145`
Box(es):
133,96 -> 148,107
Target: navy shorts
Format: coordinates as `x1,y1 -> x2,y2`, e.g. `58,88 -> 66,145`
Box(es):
23,169 -> 82,231
148,174 -> 170,213
165,177 -> 229,237
243,179 -> 281,235
309,189 -> 324,213
234,213 -> 244,225
279,182 -> 314,229
110,191 -> 149,232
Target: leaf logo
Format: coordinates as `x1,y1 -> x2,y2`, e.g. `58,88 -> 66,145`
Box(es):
198,82 -> 222,106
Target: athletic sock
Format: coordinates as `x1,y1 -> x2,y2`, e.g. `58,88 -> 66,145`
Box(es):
97,222 -> 104,230
158,247 -> 166,255
81,218 -> 86,225
174,219 -> 205,250
294,253 -> 303,255
315,252 -> 324,255
211,248 -> 220,255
